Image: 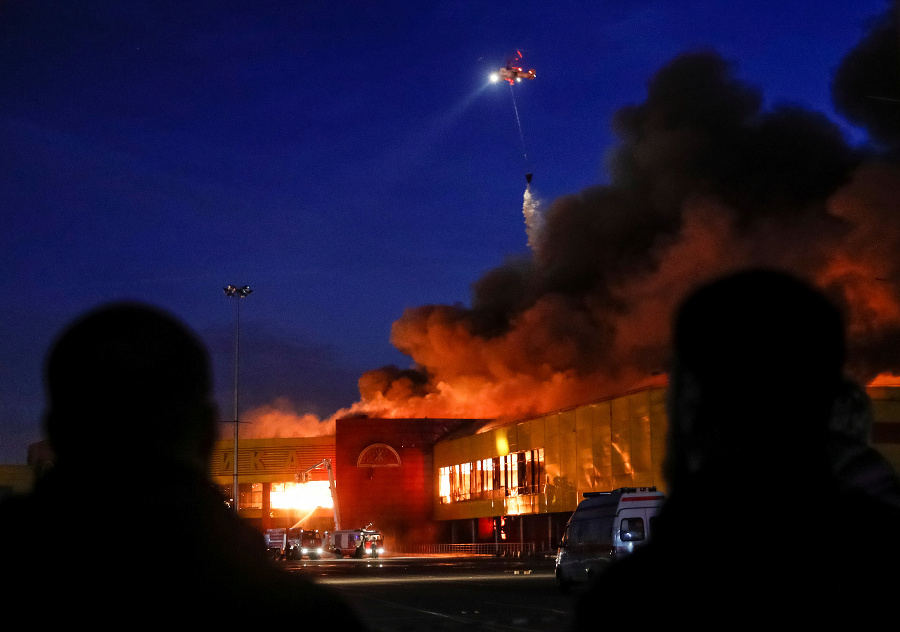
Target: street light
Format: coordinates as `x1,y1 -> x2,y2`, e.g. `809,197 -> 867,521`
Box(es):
223,284 -> 252,512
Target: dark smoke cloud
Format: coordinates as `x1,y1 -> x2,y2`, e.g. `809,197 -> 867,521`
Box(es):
832,2 -> 900,152
348,40 -> 900,422
607,52 -> 859,221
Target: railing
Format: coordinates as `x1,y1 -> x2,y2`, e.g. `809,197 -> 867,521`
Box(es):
407,542 -> 536,556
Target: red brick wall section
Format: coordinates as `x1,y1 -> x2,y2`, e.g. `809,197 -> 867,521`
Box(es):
335,418 -> 476,551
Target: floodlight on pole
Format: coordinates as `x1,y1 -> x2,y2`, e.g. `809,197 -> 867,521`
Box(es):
223,284 -> 252,512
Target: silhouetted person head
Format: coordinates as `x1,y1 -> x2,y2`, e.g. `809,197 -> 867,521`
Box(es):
43,302 -> 217,471
665,269 -> 846,493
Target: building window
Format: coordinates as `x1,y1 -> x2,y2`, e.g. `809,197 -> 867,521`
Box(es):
239,483 -> 263,509
438,448 -> 545,504
439,466 -> 451,502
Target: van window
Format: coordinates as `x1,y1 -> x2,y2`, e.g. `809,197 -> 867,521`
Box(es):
584,517 -> 613,548
620,517 -> 645,541
570,523 -> 583,545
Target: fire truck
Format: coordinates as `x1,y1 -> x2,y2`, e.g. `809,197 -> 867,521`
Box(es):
327,528 -> 384,559
264,458 -> 385,559
265,459 -> 338,561
265,528 -> 324,560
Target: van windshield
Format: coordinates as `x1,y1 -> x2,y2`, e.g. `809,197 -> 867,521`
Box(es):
620,517 -> 645,541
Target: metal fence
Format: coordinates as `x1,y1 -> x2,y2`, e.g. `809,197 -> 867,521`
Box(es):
407,542 -> 537,556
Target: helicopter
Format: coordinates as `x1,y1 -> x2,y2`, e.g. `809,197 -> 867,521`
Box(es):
490,50 -> 536,84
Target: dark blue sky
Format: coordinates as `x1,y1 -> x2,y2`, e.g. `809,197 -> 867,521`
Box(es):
1,0 -> 891,462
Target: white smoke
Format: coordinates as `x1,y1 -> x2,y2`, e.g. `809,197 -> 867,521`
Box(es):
523,185 -> 542,248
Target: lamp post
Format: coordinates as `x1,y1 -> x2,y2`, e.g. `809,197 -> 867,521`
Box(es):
224,284 -> 252,512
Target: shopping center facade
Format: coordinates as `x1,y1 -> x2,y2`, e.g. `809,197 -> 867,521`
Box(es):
201,383 -> 900,553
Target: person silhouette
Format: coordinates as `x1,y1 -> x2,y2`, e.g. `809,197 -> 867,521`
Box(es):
571,269 -> 900,628
0,302 -> 367,628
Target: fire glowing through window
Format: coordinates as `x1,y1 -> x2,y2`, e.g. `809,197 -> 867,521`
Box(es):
439,448 -> 545,504
269,481 -> 334,511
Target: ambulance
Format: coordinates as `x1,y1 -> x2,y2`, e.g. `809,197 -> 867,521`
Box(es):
555,486 -> 665,590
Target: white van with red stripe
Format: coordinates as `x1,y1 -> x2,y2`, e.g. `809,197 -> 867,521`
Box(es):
555,486 -> 664,591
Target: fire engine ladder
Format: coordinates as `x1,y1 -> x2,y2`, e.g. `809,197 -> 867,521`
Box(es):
296,459 -> 341,531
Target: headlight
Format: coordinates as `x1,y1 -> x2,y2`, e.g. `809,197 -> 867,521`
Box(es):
301,548 -> 308,554
377,548 -> 385,554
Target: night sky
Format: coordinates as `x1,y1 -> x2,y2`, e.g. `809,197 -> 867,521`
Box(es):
1,1 -> 895,463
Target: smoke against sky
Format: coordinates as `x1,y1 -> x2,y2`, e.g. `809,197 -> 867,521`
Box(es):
832,6 -> 900,150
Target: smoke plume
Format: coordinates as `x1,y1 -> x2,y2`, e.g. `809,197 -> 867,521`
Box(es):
235,397 -> 336,440
254,5 -> 900,432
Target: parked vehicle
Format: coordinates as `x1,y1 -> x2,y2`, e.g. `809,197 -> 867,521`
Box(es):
265,528 -> 324,560
555,486 -> 664,590
328,529 -> 384,559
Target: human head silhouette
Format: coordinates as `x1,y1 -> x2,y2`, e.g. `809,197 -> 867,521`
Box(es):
665,269 -> 846,491
44,302 -> 217,471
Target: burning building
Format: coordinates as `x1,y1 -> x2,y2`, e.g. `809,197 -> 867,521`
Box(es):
204,378 -> 899,553
202,11 -> 900,551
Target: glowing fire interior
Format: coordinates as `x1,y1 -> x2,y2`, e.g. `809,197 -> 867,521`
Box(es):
269,481 -> 334,511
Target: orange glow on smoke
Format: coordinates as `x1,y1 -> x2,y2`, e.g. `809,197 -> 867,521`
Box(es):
817,256 -> 900,339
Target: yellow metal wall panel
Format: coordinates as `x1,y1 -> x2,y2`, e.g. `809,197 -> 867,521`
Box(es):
434,441 -> 451,467
650,388 -> 669,493
544,430 -> 561,483
466,434 -> 480,463
0,465 -> 34,495
868,386 -> 900,403
558,410 -> 578,500
610,395 -> 631,479
435,498 -> 497,521
871,400 -> 900,423
518,420 -> 531,451
559,409 -> 576,435
544,412 -> 559,441
494,428 -> 510,456
592,401 -> 613,491
463,434 -> 478,464
478,431 -> 495,458
875,445 -> 900,475
531,415 -> 545,450
575,405 -> 595,493
434,437 -> 458,468
506,426 -> 518,454
575,404 -> 593,432
544,426 -> 577,512
629,390 -> 653,475
454,436 -> 470,466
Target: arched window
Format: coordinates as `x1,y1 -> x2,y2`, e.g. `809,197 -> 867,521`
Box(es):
356,443 -> 401,467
